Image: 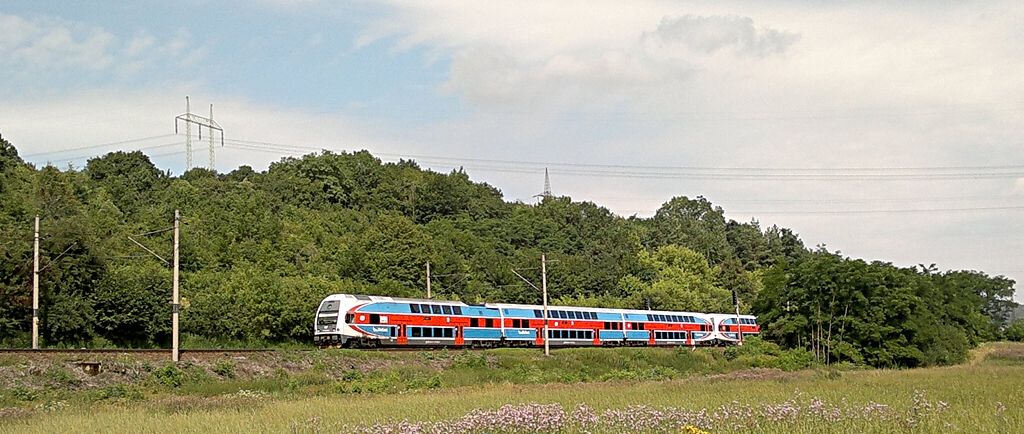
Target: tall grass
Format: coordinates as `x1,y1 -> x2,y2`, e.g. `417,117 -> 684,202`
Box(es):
1,343 -> 1021,433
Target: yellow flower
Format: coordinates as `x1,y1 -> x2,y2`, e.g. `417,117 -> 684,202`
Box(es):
682,425 -> 710,434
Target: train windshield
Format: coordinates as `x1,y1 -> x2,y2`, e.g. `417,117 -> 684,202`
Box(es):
317,300 -> 340,331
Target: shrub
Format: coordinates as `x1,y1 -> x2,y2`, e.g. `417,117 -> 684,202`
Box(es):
212,360 -> 236,379
1006,320 -> 1024,342
152,365 -> 185,388
11,387 -> 37,402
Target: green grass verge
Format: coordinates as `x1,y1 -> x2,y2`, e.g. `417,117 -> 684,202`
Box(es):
0,342 -> 1021,432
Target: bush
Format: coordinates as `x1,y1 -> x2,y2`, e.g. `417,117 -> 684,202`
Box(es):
152,365 -> 185,388
95,385 -> 143,402
11,387 -> 37,402
212,360 -> 236,379
1006,320 -> 1024,342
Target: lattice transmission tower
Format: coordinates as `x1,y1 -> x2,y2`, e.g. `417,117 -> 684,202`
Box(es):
534,168 -> 553,202
174,96 -> 224,171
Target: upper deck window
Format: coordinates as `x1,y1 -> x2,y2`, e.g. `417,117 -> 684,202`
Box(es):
318,300 -> 340,314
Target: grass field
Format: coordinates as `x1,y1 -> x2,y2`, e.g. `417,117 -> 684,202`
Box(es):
1,343 -> 1022,433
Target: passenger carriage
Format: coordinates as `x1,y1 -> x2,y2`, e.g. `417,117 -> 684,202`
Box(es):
313,294 -> 759,348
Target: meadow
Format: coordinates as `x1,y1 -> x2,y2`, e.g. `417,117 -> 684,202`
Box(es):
0,342 -> 1021,433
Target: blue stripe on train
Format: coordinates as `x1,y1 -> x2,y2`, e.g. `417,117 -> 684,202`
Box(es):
503,329 -> 537,339
463,328 -> 502,339
625,331 -> 649,340
599,331 -> 625,340
353,325 -> 396,337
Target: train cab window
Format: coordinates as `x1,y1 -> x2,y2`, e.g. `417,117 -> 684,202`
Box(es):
442,305 -> 453,315
410,304 -> 420,313
453,306 -> 463,315
430,305 -> 442,315
470,318 -> 479,327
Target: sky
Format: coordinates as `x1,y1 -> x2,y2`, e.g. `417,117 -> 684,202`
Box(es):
1,1 -> 1023,301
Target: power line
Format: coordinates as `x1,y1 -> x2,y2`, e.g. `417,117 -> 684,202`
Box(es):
23,134 -> 178,158
39,141 -> 186,164
221,138 -> 1024,181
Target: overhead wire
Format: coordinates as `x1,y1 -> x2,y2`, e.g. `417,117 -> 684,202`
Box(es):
221,137 -> 1024,181
23,134 -> 179,158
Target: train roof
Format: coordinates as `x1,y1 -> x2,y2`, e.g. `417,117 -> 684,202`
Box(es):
322,294 -> 756,319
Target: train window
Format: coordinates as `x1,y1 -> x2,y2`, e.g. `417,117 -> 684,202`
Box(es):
563,311 -> 570,319
511,319 -> 519,328
410,304 -> 420,314
412,327 -> 421,337
442,305 -> 453,315
486,318 -> 494,328
534,310 -> 542,318
370,314 -> 380,324
443,328 -> 453,338
419,304 -> 429,314
659,315 -> 667,322
470,318 -> 479,327
430,305 -> 442,315
453,306 -> 463,315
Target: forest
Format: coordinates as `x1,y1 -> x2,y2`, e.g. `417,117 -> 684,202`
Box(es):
0,134 -> 1018,367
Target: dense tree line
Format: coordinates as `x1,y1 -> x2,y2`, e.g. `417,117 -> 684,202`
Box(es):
0,134 -> 1017,366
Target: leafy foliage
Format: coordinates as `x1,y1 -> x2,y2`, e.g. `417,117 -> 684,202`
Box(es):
0,139 -> 1017,368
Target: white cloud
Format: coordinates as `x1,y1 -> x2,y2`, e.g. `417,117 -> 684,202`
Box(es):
643,15 -> 799,57
0,13 -> 206,85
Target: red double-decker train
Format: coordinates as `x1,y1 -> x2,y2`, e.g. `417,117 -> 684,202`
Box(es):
314,294 -> 759,348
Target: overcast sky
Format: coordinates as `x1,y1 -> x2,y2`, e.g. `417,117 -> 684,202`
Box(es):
1,1 -> 1022,301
